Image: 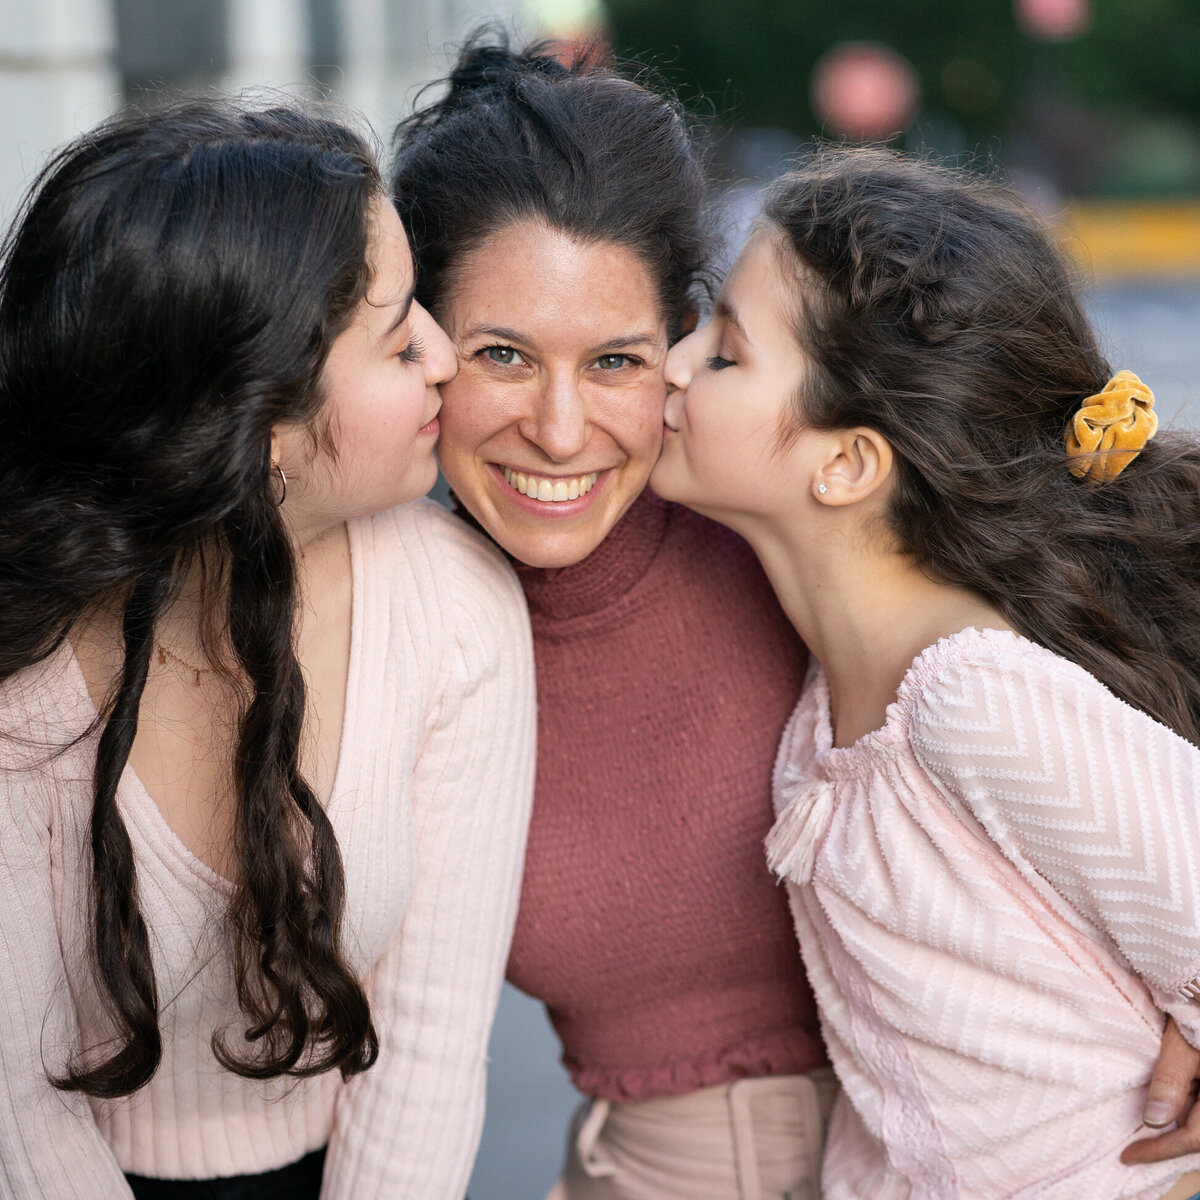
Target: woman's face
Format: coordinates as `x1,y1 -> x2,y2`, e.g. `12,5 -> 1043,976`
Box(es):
653,231 -> 811,534
435,220 -> 668,569
275,199 -> 456,540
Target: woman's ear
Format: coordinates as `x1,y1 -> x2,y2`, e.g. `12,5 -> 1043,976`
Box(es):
812,427 -> 894,506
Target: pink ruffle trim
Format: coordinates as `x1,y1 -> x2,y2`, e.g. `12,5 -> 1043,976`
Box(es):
567,1025 -> 827,1103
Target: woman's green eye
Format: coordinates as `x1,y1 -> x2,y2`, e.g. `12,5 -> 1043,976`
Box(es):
596,354 -> 631,370
483,345 -> 524,366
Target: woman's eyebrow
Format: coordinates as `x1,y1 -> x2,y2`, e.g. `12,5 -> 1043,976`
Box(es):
588,332 -> 660,355
459,323 -> 528,343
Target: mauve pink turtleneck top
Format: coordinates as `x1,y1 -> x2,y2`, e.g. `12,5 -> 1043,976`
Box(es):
507,490 -> 827,1102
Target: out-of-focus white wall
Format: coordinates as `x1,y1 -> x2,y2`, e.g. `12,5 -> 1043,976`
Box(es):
0,0 -> 533,227
0,0 -> 119,221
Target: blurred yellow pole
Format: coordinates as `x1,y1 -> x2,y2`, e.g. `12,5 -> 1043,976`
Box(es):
1059,201 -> 1200,280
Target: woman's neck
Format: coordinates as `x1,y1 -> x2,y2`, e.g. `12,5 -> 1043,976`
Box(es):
744,521 -> 1010,749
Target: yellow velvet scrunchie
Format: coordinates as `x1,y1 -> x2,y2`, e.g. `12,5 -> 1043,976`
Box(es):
1065,369 -> 1157,483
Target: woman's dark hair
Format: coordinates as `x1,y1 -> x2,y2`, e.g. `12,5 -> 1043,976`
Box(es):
390,30 -> 711,339
0,100 -> 384,1096
763,145 -> 1200,743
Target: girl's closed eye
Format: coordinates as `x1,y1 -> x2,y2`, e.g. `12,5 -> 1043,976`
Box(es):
400,334 -> 425,365
706,354 -> 735,371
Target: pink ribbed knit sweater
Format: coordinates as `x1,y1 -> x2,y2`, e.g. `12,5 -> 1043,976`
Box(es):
508,490 -> 827,1101
0,501 -> 535,1199
768,627 -> 1200,1199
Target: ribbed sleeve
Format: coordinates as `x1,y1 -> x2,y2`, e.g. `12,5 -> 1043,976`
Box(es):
0,760 -> 134,1197
0,500 -> 535,1198
322,504 -> 536,1197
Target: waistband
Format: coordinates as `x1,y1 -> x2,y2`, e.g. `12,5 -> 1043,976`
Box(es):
125,1147 -> 326,1200
557,1070 -> 838,1200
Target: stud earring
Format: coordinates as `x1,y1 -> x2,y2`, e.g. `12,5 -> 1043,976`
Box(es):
817,483 -> 828,495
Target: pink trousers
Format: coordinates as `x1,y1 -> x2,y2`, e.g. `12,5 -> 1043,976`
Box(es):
544,1070 -> 838,1200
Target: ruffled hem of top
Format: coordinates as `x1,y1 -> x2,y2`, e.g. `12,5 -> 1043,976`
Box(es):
567,1025 -> 828,1103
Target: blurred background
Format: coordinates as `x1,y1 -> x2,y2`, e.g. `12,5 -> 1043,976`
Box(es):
2,0 -> 1196,1196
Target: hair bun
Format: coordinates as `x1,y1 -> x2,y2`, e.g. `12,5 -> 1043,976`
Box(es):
445,34 -> 568,104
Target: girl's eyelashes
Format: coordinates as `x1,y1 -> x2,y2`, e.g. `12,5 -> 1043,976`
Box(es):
706,354 -> 735,371
399,334 -> 426,365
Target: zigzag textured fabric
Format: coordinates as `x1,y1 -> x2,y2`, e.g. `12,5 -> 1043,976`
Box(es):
768,627 -> 1200,1199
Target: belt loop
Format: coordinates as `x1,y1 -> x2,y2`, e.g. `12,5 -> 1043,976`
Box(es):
728,1081 -> 763,1200
575,1098 -> 618,1179
728,1074 -> 828,1200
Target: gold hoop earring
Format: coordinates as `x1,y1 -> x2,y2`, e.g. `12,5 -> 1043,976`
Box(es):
270,461 -> 287,506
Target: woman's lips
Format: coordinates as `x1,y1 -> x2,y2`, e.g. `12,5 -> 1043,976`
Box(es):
500,466 -> 599,503
489,463 -> 608,516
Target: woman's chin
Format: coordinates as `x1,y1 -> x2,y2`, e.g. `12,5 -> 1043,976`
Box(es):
485,513 -> 614,569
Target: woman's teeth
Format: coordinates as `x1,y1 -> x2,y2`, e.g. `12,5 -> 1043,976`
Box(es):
501,467 -> 598,503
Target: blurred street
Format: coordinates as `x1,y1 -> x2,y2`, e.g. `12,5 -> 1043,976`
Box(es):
1087,281 -> 1200,428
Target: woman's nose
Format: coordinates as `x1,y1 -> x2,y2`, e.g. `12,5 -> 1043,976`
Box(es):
523,376 -> 589,462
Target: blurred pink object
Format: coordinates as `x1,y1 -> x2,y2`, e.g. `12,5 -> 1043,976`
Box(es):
1016,0 -> 1092,41
811,42 -> 920,141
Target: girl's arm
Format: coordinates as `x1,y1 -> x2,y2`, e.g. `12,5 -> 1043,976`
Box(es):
321,518 -> 536,1198
0,774 -> 135,1198
909,640 -> 1200,1047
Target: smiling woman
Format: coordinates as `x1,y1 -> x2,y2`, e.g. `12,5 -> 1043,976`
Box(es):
393,33 -> 833,1200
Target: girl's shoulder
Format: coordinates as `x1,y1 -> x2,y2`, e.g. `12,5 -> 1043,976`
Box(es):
0,645 -> 89,750
349,502 -> 532,692
900,626 -> 1119,733
898,625 -> 1192,788
352,499 -> 527,618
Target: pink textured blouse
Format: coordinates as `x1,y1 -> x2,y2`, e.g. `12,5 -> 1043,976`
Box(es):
768,627 -> 1200,1199
508,490 -> 827,1102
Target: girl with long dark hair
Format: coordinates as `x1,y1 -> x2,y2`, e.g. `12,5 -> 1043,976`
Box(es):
0,101 -> 534,1199
653,145 -> 1200,1198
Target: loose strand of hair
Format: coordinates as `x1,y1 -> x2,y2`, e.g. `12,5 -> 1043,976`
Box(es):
51,566 -> 172,1096
212,489 -> 376,1080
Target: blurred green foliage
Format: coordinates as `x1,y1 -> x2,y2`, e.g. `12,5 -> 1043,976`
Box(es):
602,0 -> 1200,195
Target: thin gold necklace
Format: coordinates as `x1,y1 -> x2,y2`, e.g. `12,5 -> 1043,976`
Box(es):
155,642 -> 212,686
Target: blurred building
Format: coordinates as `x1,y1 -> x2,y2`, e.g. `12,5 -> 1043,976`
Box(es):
0,0 -> 528,225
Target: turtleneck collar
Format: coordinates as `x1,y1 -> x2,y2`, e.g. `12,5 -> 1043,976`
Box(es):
515,489 -> 671,621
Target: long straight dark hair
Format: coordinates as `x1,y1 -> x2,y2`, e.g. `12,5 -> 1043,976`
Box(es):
0,101 -> 382,1096
764,146 -> 1200,744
